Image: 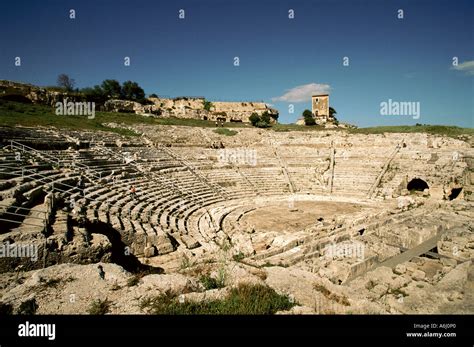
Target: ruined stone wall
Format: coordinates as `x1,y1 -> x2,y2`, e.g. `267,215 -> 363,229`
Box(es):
105,97 -> 279,123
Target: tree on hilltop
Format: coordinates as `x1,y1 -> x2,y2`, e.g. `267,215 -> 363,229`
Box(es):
122,81 -> 145,103
101,79 -> 122,99
303,109 -> 316,126
57,74 -> 75,92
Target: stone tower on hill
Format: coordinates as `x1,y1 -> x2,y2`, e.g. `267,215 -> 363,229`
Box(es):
312,94 -> 330,124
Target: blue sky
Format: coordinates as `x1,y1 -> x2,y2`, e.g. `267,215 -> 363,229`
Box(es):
0,0 -> 473,127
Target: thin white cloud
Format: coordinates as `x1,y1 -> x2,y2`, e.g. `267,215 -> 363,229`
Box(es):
451,60 -> 474,75
272,83 -> 331,103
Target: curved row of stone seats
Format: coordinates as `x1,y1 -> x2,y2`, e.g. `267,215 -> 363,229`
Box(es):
0,162 -> 53,181
160,195 -> 232,249
72,151 -> 128,176
155,147 -> 217,169
161,192 -> 224,234
250,151 -> 281,168
0,167 -> 79,203
151,184 -> 216,228
80,179 -> 151,218
84,180 -> 182,255
218,203 -> 256,233
280,148 -> 331,166
286,167 -> 330,194
331,147 -> 392,197
194,208 -> 221,244
86,177 -> 196,243
83,177 -> 148,201
0,204 -> 51,241
157,169 -> 226,201
203,167 -> 287,198
164,170 -> 225,198
0,150 -> 23,166
0,128 -> 68,149
63,130 -> 145,147
239,167 -> 290,194
92,180 -> 152,214
102,147 -> 182,170
202,168 -> 256,195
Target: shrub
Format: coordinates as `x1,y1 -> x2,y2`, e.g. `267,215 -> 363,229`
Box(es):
213,128 -> 237,136
302,109 -> 316,126
199,275 -> 225,290
233,252 -> 245,262
140,284 -> 295,315
127,276 -> 140,287
122,80 -> 146,103
101,79 -> 122,99
80,85 -> 107,104
304,117 -> 316,126
87,298 -> 111,315
203,100 -> 213,111
57,74 -> 75,91
249,111 -> 272,128
17,299 -> 38,315
255,120 -> 271,128
302,109 -> 312,118
249,113 -> 260,126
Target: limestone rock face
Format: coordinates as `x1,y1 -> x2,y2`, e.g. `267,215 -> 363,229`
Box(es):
102,96 -> 279,124
103,100 -> 146,114
0,80 -> 278,124
0,80 -> 79,106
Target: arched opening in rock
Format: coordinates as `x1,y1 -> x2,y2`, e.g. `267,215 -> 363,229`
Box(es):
85,221 -> 164,274
448,187 -> 462,201
407,178 -> 429,192
358,228 -> 365,236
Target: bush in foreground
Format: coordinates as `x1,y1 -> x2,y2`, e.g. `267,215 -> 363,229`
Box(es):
140,283 -> 295,315
87,298 -> 111,315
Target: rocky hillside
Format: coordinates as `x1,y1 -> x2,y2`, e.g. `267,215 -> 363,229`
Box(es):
0,80 -> 278,124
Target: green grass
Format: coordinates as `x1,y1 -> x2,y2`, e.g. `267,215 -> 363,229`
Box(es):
0,100 -> 146,136
139,284 -> 295,315
2,100 -> 471,139
232,252 -> 245,262
127,275 -> 140,287
213,128 -> 238,136
87,298 -> 111,315
349,125 -> 473,138
271,123 -> 329,132
0,100 -> 249,133
199,275 -> 225,290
